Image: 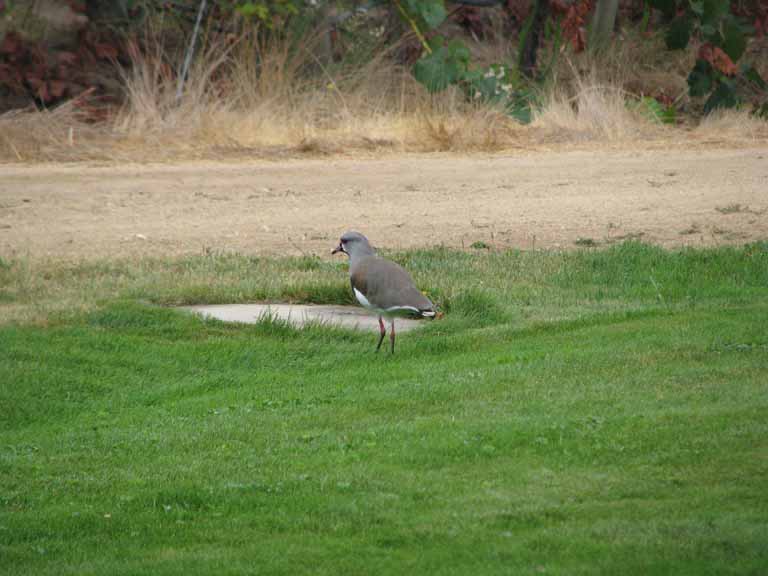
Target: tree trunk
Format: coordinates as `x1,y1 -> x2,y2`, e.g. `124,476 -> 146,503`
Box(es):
519,0 -> 551,79
589,0 -> 620,52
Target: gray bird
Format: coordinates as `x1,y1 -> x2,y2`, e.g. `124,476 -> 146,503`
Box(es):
332,231 -> 436,353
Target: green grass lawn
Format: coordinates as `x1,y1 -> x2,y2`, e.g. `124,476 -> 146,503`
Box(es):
1,242 -> 767,575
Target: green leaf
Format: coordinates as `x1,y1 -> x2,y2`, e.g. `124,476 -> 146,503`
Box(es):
413,42 -> 469,92
420,1 -> 446,30
464,64 -> 507,101
447,38 -> 470,67
701,0 -> 728,26
641,97 -> 677,124
427,34 -> 446,51
506,91 -> 534,124
742,66 -> 767,90
665,15 -> 692,50
508,103 -> 532,124
688,59 -> 714,97
237,2 -> 269,20
690,1 -> 704,16
460,62 -> 533,124
699,24 -> 717,39
661,106 -> 677,124
703,81 -> 738,113
648,0 -> 676,18
467,72 -> 500,102
721,17 -> 747,61
413,49 -> 449,92
404,0 -> 446,30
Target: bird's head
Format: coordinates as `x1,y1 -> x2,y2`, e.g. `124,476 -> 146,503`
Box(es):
332,231 -> 374,259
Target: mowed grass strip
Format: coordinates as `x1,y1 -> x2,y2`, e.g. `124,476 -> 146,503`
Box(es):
1,242 -> 767,575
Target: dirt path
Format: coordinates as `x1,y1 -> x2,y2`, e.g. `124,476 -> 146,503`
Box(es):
1,148 -> 766,261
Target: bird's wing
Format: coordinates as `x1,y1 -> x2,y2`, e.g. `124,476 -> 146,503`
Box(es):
362,257 -> 434,314
350,260 -> 369,298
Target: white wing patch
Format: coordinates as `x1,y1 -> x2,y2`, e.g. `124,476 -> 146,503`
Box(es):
384,305 -> 421,314
353,287 -> 374,310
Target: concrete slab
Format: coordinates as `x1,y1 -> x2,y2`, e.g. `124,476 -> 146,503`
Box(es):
181,304 -> 425,333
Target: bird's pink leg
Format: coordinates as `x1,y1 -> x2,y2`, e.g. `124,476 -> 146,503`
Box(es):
390,319 -> 396,354
375,316 -> 386,352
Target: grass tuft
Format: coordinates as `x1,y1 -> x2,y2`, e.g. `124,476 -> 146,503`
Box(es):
443,287 -> 508,326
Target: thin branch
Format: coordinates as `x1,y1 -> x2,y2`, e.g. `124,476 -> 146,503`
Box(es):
176,0 -> 208,103
392,0 -> 432,55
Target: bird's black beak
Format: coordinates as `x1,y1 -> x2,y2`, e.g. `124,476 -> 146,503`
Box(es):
331,243 -> 346,255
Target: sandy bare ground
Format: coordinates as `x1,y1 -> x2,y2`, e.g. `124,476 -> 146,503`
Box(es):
1,147 -> 767,261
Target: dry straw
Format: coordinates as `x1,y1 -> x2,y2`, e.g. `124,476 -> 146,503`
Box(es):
0,25 -> 765,163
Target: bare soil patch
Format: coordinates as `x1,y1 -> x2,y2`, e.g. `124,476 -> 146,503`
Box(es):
1,147 -> 766,261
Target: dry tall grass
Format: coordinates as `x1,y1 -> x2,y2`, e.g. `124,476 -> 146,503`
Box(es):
110,29 -> 532,155
0,26 -> 766,163
532,76 -> 655,142
693,108 -> 768,142
0,101 -> 115,162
